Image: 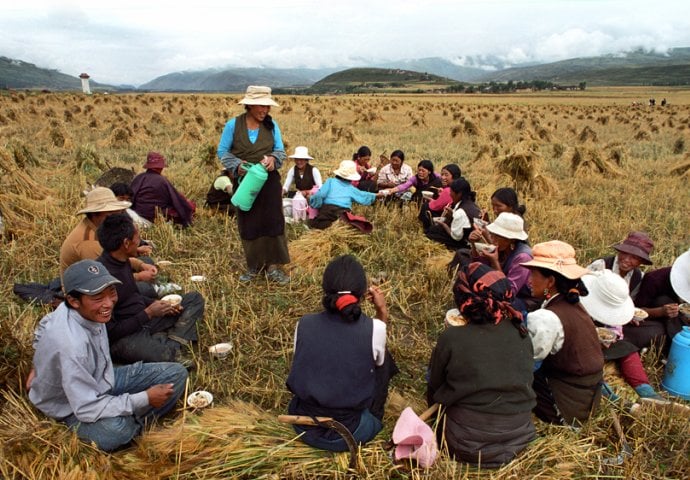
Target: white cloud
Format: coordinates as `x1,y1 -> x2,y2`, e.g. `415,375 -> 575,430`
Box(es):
0,0 -> 689,85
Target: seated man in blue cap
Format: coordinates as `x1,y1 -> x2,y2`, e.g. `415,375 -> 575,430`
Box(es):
28,259 -> 188,452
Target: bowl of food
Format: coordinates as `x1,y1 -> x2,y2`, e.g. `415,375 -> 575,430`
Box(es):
679,303 -> 690,317
208,342 -> 233,359
632,307 -> 649,322
432,216 -> 446,224
366,167 -> 377,174
161,294 -> 182,306
473,242 -> 496,253
421,190 -> 434,200
445,308 -> 467,327
596,327 -> 617,347
187,390 -> 213,409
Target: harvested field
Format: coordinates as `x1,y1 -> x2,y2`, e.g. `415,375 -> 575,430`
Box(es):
1,87 -> 689,478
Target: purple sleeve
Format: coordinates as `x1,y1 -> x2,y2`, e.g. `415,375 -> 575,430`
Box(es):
396,176 -> 418,192
505,252 -> 532,296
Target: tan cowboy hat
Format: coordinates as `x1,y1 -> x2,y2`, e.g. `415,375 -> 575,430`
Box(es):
580,270 -> 635,326
487,212 -> 528,241
333,160 -> 361,181
520,240 -> 589,280
238,85 -> 279,107
77,187 -> 131,214
288,146 -> 313,160
670,249 -> 690,303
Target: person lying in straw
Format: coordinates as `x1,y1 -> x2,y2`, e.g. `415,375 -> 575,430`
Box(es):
427,262 -> 536,468
27,259 -> 187,452
285,255 -> 398,452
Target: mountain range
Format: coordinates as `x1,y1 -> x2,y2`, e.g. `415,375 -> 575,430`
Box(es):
2,48 -> 689,92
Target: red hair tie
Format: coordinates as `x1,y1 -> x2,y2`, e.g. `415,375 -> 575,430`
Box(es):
335,294 -> 358,311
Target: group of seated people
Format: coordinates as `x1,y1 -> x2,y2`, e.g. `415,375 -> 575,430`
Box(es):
25,145 -> 690,468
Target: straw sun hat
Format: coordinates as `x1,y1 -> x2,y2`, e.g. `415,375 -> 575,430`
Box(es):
580,269 -> 635,326
333,160 -> 361,181
486,212 -> 528,241
238,85 -> 279,107
520,240 -> 589,280
77,187 -> 131,214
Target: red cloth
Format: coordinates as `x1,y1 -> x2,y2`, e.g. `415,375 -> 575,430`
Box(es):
618,352 -> 650,388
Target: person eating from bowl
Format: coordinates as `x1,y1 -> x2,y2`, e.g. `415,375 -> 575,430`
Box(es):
386,159 -> 442,203
427,262 -> 536,468
470,212 -> 535,312
424,177 -> 482,251
418,163 -> 462,232
376,149 -> 413,192
28,259 -> 187,452
286,255 -> 398,452
521,241 -> 605,426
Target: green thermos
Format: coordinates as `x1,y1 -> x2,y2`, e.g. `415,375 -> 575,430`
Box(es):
231,163 -> 268,211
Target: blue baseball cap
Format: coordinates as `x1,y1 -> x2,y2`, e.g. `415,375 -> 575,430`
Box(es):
63,260 -> 121,295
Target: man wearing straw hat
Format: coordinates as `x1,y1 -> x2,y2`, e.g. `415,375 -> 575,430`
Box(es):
217,86 -> 290,284
28,259 -> 187,452
59,187 -> 157,285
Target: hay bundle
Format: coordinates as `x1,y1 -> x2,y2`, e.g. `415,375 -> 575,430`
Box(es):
94,167 -> 136,187
288,222 -> 370,274
634,129 -> 651,140
670,155 -> 690,177
172,124 -> 204,145
498,143 -> 556,196
604,142 -> 626,166
535,126 -> 552,141
577,126 -> 598,143
75,145 -> 109,172
105,126 -> 133,148
570,146 -> 621,176
672,137 -> 685,154
7,140 -> 39,168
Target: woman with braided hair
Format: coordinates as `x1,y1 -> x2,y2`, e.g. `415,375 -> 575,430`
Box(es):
521,241 -> 604,426
427,262 -> 536,468
286,255 -> 398,452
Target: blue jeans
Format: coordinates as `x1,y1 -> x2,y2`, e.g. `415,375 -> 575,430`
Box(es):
293,409 -> 383,452
63,361 -> 187,451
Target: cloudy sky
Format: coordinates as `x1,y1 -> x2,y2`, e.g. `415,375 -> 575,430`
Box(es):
1,0 -> 688,86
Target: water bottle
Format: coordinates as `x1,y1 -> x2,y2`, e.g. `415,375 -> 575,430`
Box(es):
231,163 -> 268,211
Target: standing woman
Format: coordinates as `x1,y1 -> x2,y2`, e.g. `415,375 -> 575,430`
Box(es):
217,86 -> 289,284
521,241 -> 605,426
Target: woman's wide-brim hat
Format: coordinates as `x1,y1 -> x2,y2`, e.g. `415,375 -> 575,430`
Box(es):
612,231 -> 654,265
333,160 -> 361,181
77,187 -> 131,214
486,212 -> 528,241
580,270 -> 635,326
143,151 -> 167,169
670,249 -> 690,302
289,146 -> 313,160
520,240 -> 589,280
238,85 -> 279,107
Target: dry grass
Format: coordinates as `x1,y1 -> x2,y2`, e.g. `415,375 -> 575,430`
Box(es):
1,88 -> 690,478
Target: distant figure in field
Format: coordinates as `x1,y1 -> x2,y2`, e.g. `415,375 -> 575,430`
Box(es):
131,152 -> 196,228
661,98 -> 667,107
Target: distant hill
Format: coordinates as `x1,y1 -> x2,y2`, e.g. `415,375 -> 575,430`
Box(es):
373,57 -> 487,82
0,56 -> 112,91
482,48 -> 690,86
307,67 -> 458,93
139,67 -> 338,92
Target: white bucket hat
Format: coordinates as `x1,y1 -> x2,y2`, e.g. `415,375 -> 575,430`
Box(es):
487,212 -> 528,241
238,85 -> 279,107
333,160 -> 361,181
580,269 -> 635,326
670,249 -> 690,302
288,146 -> 313,160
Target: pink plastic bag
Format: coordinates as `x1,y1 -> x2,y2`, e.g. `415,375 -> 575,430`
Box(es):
292,192 -> 308,222
307,186 -> 319,219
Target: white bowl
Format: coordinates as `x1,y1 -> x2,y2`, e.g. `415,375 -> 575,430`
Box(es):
208,342 -> 233,359
632,307 -> 649,322
679,303 -> 690,317
421,191 -> 434,199
190,275 -> 206,282
432,216 -> 446,224
161,294 -> 182,306
474,242 -> 496,253
445,308 -> 467,327
596,327 -> 617,347
187,390 -> 213,409
366,167 -> 377,174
